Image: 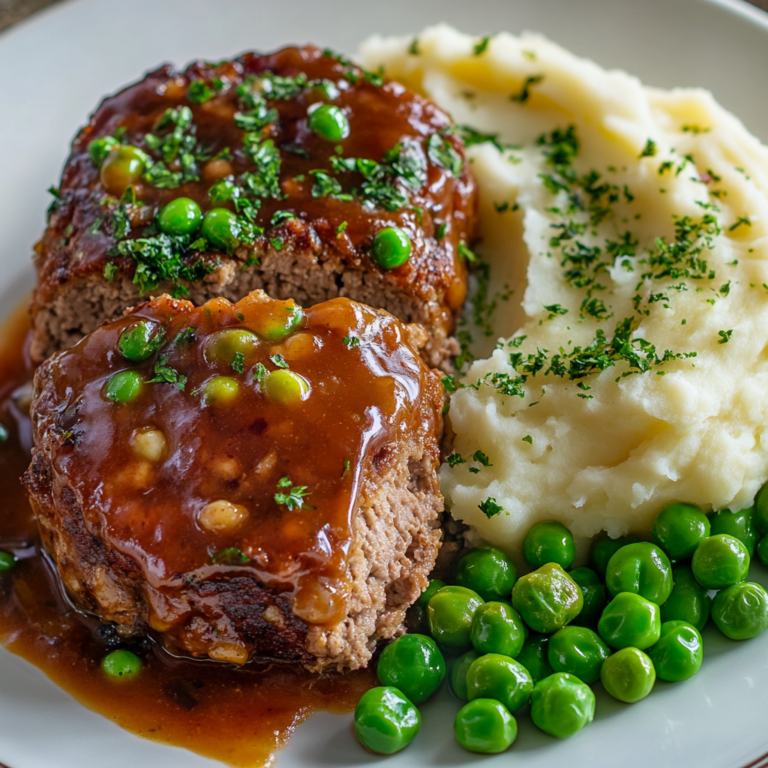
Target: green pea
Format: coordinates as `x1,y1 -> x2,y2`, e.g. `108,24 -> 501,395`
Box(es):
101,649 -> 142,679
119,320 -> 165,362
201,376 -> 240,405
547,626 -> 610,685
530,672 -> 595,739
100,145 -> 147,196
710,507 -> 757,557
606,542 -> 674,605
454,546 -> 516,602
511,563 -> 582,634
454,699 -> 517,754
601,647 -> 655,703
201,208 -> 241,254
308,79 -> 340,101
660,564 -> 711,631
652,502 -> 710,561
466,653 -> 533,714
204,328 -> 259,366
712,581 -> 768,640
470,601 -> 526,658
757,534 -> 768,567
371,226 -> 411,270
376,634 -> 445,704
104,370 -> 144,403
523,520 -> 576,570
589,533 -> 640,578
260,370 -> 311,405
0,550 -> 17,574
308,104 -> 350,141
754,482 -> 768,535
648,621 -> 703,681
427,586 -> 484,651
157,197 -> 202,236
598,592 -> 661,650
88,136 -> 119,167
354,686 -> 420,755
449,649 -> 481,701
516,634 -> 552,683
415,578 -> 445,607
250,300 -> 304,340
691,534 -> 750,589
569,567 -> 608,628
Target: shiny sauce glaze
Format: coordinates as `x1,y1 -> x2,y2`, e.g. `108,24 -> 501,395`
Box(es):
0,303 -> 375,767
26,292 -> 442,667
37,46 -> 475,310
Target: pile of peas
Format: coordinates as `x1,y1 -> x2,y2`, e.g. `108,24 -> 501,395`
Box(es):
353,493 -> 768,755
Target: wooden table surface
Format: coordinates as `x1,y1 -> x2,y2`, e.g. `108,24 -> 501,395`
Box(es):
1,0 -> 767,31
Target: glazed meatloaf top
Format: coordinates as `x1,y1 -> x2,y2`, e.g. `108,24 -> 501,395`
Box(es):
24,291 -> 445,670
31,45 -> 477,364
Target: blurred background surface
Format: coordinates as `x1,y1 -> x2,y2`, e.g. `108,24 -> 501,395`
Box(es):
1,0 -> 767,31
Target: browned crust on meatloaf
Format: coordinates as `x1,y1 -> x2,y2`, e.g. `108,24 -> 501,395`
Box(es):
30,45 -> 477,367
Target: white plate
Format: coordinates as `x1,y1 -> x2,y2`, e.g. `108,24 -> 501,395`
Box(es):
2,0 -> 768,766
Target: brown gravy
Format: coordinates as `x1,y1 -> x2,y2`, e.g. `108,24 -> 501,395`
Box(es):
0,303 -> 374,767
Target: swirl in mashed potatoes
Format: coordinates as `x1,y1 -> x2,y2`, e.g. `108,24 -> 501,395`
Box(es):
361,25 -> 768,553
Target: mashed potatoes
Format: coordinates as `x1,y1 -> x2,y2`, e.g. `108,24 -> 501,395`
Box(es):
361,26 -> 768,553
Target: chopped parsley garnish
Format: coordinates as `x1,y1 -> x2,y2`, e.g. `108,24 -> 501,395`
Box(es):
241,137 -> 282,199
211,548 -> 250,565
473,35 -> 492,55
86,216 -> 104,235
173,327 -> 197,346
321,49 -> 384,87
458,243 -> 478,263
342,458 -> 351,477
718,329 -> 733,344
436,222 -> 447,240
232,351 -> 245,374
639,139 -> 658,158
522,435 -> 533,444
409,38 -> 420,55
142,106 -> 202,188
729,216 -> 751,232
446,453 -> 466,467
270,353 -> 288,369
209,179 -> 237,204
254,362 -> 268,380
479,497 -> 504,519
441,374 -> 458,394
271,210 -> 296,227
270,237 -> 284,251
457,125 -> 510,153
510,74 -> 544,103
148,354 -> 187,391
427,132 -> 463,176
310,169 -> 343,198
187,80 -> 214,104
109,233 -> 218,296
336,221 -> 348,237
472,450 -> 492,467
544,304 -> 568,318
260,71 -> 309,100
343,335 -> 360,349
103,263 -> 118,282
274,476 -> 310,510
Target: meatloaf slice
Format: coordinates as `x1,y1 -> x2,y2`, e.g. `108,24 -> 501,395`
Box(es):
24,290 -> 444,671
31,45 -> 477,368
